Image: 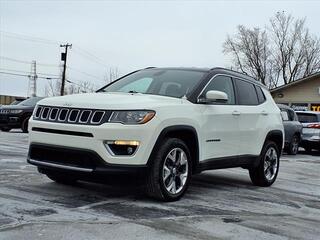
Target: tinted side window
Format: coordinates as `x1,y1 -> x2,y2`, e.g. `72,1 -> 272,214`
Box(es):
235,79 -> 259,105
201,76 -> 235,104
255,86 -> 266,104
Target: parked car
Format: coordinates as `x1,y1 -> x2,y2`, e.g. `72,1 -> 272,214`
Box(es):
277,104 -> 303,155
10,98 -> 26,105
296,111 -> 320,153
27,67 -> 284,201
0,97 -> 44,133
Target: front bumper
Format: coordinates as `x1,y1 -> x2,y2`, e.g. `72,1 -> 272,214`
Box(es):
28,117 -> 160,166
27,143 -> 148,176
0,113 -> 22,128
300,139 -> 320,150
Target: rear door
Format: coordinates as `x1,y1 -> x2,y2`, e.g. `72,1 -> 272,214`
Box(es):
234,79 -> 266,156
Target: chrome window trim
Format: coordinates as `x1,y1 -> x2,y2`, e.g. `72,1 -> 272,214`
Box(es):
68,109 -> 80,123
90,111 -> 105,124
197,73 -> 263,105
197,73 -> 237,104
79,110 -> 92,123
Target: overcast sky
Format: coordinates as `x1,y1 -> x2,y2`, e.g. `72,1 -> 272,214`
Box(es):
0,0 -> 320,97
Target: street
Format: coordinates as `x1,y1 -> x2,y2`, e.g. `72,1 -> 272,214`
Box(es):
0,131 -> 319,240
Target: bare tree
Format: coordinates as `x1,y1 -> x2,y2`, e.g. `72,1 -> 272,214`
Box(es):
224,12 -> 320,88
104,67 -> 120,84
45,79 -> 95,96
45,79 -> 62,97
224,26 -> 270,85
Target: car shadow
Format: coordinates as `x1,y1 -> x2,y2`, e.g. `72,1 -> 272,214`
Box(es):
39,169 -> 253,207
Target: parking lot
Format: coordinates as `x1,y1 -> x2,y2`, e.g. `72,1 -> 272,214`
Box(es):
0,131 -> 319,240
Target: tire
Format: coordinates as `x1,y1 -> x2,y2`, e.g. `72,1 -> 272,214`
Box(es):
1,127 -> 11,132
287,135 -> 299,155
46,174 -> 78,185
249,141 -> 280,187
145,138 -> 192,201
21,117 -> 30,133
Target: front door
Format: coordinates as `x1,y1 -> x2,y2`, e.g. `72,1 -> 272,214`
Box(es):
199,75 -> 240,160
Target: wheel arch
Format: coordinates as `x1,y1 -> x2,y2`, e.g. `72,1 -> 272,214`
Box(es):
264,130 -> 283,155
147,125 -> 200,174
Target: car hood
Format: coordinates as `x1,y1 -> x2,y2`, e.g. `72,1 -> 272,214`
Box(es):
37,92 -> 185,109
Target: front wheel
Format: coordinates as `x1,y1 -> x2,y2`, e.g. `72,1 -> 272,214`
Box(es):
249,141 -> 280,187
145,138 -> 192,201
21,117 -> 30,133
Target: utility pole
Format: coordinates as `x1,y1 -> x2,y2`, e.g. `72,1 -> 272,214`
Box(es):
60,43 -> 72,96
28,60 -> 37,97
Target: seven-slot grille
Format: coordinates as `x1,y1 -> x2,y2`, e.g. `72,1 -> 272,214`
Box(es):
34,106 -> 111,125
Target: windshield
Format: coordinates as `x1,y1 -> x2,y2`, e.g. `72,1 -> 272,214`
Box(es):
99,69 -> 206,98
18,97 -> 43,107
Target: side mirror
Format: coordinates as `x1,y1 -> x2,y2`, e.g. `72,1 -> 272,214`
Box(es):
200,90 -> 228,103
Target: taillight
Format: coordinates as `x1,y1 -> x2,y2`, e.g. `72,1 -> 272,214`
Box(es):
307,124 -> 320,129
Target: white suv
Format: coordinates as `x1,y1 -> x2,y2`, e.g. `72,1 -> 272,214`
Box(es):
27,67 -> 284,201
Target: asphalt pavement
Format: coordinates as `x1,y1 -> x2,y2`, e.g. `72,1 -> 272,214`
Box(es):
0,130 -> 319,240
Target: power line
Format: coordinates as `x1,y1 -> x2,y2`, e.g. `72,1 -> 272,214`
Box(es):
0,56 -> 60,67
0,68 -> 60,76
0,71 -> 60,80
0,30 -> 61,46
1,31 -> 109,69
67,66 -> 104,82
72,45 -> 109,68
72,48 -> 109,69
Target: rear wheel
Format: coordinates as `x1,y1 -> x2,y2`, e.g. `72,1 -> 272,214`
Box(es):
249,141 -> 280,187
145,138 -> 192,201
287,135 -> 299,155
46,174 -> 78,185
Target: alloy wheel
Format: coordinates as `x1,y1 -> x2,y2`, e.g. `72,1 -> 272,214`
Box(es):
264,147 -> 278,181
162,148 -> 188,195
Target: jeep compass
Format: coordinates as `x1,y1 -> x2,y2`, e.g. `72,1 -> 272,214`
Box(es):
27,67 -> 284,201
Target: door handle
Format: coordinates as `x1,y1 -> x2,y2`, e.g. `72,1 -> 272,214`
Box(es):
232,110 -> 241,116
261,110 -> 268,116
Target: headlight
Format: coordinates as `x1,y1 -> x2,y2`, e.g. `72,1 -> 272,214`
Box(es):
9,109 -> 23,114
108,110 -> 155,124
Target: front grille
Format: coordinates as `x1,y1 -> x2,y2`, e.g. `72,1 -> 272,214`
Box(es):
29,144 -> 105,169
34,106 -> 112,125
0,109 -> 9,114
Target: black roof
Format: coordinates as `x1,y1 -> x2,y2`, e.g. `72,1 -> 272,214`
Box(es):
143,67 -> 264,88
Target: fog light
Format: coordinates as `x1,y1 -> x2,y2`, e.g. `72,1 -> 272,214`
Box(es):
114,140 -> 140,146
104,140 -> 139,156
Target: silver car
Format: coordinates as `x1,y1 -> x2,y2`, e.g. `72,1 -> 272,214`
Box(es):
296,111 -> 320,153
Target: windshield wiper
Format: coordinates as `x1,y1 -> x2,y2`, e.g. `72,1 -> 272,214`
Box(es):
128,90 -> 140,94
